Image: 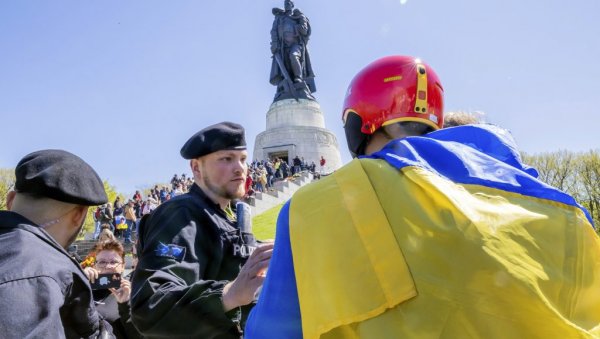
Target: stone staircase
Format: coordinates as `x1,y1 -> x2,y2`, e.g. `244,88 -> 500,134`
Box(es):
245,171 -> 315,216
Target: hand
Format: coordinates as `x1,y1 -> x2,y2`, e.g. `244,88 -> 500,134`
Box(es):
222,242 -> 274,312
110,279 -> 131,304
83,267 -> 99,283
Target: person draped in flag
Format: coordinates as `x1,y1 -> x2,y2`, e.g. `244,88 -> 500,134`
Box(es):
245,55 -> 600,339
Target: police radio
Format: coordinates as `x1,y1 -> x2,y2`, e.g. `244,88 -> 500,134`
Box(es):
235,201 -> 257,257
236,201 -> 253,234
236,201 -> 265,300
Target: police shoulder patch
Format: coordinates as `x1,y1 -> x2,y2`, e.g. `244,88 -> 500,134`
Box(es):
154,242 -> 186,261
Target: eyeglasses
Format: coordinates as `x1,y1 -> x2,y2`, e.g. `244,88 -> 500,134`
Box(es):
95,260 -> 123,268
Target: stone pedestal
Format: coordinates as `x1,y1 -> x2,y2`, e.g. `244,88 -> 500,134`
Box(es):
253,99 -> 342,173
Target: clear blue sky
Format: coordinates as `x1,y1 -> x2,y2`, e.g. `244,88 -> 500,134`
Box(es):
1,0 -> 599,194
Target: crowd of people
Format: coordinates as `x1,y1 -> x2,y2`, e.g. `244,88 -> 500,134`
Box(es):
245,155 -> 322,196
91,156 -> 324,246
1,54 -> 600,339
91,175 -> 195,244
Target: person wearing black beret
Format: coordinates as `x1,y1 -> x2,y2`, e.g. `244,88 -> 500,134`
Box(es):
131,122 -> 273,338
0,149 -> 115,338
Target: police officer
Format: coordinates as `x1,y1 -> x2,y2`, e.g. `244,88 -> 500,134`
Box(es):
0,149 -> 114,338
131,122 -> 273,338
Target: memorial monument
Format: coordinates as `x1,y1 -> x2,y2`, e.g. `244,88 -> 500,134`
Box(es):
254,0 -> 342,172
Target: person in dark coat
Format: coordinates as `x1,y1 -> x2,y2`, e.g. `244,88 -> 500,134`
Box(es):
131,122 -> 273,338
0,149 -> 114,338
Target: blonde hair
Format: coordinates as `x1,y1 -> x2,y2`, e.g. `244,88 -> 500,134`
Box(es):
92,239 -> 125,261
443,111 -> 484,128
98,228 -> 117,242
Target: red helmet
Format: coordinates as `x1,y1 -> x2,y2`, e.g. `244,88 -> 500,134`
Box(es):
342,55 -> 444,157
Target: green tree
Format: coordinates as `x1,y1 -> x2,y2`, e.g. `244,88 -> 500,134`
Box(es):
0,168 -> 16,211
522,150 -> 578,194
577,151 -> 600,227
523,150 -> 600,228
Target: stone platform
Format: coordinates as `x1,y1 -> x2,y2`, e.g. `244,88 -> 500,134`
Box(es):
253,99 -> 342,173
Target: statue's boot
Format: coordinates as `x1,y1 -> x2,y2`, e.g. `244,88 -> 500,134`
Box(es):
290,56 -> 303,83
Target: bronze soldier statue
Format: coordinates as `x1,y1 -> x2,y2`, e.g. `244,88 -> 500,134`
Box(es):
269,0 -> 316,102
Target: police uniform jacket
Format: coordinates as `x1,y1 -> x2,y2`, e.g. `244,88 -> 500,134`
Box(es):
0,211 -> 113,338
131,184 -> 254,339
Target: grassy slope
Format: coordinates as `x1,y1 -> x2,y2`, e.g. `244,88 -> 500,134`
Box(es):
252,203 -> 284,240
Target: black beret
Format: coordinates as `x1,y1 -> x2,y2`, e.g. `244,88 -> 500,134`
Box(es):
180,121 -> 247,159
15,149 -> 108,206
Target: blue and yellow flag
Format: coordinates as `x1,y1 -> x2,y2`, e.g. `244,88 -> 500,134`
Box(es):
246,124 -> 600,339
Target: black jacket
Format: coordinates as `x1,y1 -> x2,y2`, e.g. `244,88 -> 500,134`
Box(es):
0,211 -> 114,338
131,184 -> 255,338
93,289 -> 141,339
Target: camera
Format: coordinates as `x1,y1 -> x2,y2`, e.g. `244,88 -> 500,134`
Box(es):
90,273 -> 122,290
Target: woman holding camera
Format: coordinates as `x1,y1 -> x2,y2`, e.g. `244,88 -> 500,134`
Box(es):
83,239 -> 141,339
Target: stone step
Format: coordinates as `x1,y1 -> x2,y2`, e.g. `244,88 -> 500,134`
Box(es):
246,171 -> 314,216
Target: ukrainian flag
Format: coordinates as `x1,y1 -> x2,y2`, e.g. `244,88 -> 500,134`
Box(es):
245,124 -> 600,339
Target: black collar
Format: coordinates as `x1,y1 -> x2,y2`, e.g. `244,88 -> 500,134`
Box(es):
188,184 -> 234,222
0,210 -> 75,261
189,184 -> 221,208
0,210 -> 39,229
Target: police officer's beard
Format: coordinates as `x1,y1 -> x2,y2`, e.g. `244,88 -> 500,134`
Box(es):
202,175 -> 244,201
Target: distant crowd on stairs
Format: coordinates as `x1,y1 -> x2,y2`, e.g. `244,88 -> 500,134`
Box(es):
245,154 -> 325,198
